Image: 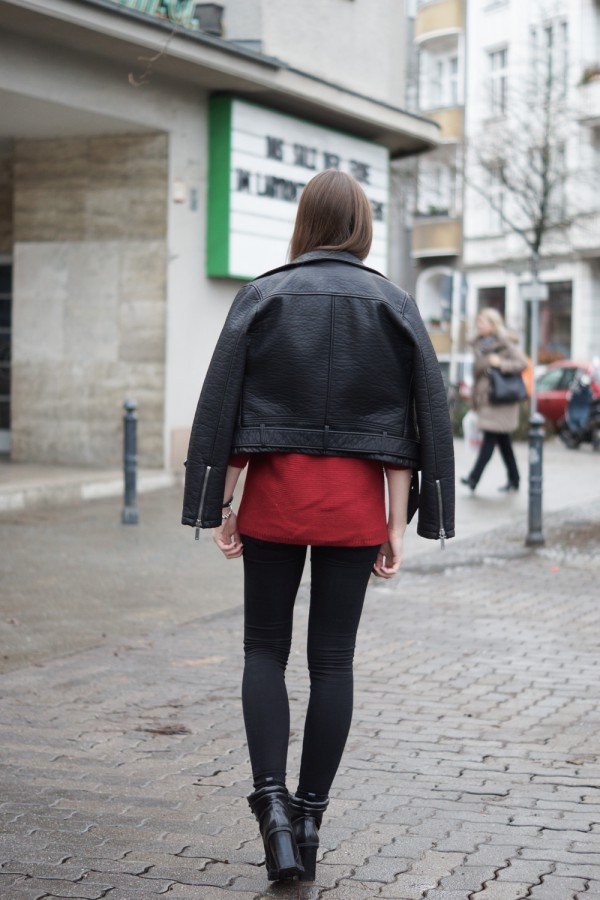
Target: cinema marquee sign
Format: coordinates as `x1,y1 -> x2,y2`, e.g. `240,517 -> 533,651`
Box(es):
207,97 -> 390,279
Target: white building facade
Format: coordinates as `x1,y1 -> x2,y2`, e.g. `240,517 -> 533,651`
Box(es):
0,0 -> 438,466
462,0 -> 600,364
407,0 -> 467,386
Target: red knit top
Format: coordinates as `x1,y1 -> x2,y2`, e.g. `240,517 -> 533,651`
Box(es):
229,452 -> 405,547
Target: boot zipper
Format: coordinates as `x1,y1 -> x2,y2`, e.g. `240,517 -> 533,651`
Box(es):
195,465 -> 212,540
435,478 -> 446,550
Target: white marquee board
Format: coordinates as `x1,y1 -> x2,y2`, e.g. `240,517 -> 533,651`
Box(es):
207,97 -> 390,279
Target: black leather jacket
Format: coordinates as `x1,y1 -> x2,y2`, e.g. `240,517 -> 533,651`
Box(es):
182,250 -> 455,540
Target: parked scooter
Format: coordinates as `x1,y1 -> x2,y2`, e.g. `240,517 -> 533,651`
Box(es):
557,372 -> 600,450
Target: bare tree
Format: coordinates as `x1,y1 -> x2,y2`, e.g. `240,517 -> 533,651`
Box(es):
461,8 -> 593,282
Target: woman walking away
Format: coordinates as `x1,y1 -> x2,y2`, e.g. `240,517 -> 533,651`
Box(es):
182,170 -> 455,884
461,307 -> 528,493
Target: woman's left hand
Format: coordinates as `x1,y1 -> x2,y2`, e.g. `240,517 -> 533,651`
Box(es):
488,353 -> 502,367
213,513 -> 244,558
373,529 -> 404,578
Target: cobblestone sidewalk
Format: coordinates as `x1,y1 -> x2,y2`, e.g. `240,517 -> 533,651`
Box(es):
1,506 -> 600,899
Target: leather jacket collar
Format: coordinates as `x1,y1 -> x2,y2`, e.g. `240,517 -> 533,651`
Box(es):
254,249 -> 388,282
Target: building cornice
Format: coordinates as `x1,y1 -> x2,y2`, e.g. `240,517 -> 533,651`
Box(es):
0,0 -> 440,156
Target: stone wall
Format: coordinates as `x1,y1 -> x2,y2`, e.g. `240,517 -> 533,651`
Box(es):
11,133 -> 168,467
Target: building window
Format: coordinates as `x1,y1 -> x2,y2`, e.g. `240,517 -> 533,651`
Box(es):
531,19 -> 568,97
431,59 -> 444,107
489,47 -> 508,116
551,142 -> 567,221
449,56 -> 459,106
420,49 -> 462,110
557,20 -> 569,95
486,163 -> 505,233
418,161 -> 453,217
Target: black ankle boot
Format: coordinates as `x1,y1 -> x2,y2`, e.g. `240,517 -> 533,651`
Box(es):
247,785 -> 303,881
288,793 -> 329,882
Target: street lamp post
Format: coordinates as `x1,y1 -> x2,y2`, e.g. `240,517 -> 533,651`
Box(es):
521,278 -> 548,547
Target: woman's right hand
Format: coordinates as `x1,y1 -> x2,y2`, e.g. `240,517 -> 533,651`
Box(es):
373,528 -> 404,578
213,512 -> 244,559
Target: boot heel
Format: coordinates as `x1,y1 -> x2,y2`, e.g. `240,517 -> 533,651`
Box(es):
266,829 -> 302,881
298,843 -> 318,881
247,784 -> 303,882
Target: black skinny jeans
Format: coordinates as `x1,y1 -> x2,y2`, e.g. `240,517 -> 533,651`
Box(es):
469,430 -> 520,487
241,535 -> 379,798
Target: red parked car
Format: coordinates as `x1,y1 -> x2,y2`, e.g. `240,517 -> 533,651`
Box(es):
536,360 -> 600,429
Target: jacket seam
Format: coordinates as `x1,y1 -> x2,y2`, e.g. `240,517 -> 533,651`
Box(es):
400,316 -> 440,479
206,283 -> 261,464
324,296 -> 336,429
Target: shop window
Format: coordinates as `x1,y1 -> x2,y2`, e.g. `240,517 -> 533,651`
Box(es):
477,286 -> 506,317
535,281 -> 572,362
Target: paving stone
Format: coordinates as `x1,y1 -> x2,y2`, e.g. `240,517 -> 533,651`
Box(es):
0,877 -> 115,898
378,872 -> 439,896
470,884 -> 534,899
349,856 -> 410,882
314,879 -> 385,899
3,502 -> 600,898
526,876 -> 592,899
162,887 -> 260,899
436,865 -> 503,891
462,846 -> 521,867
0,875 -> 50,899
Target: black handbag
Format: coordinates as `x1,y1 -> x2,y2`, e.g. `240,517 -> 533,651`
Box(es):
488,367 -> 529,404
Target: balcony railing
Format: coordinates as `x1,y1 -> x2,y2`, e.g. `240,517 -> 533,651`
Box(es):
415,0 -> 464,41
423,106 -> 464,140
411,216 -> 462,258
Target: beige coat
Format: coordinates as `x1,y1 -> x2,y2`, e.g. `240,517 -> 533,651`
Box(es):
472,335 -> 528,433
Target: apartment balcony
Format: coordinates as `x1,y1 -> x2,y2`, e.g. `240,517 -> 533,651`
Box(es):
424,106 -> 464,141
412,216 -> 462,258
578,75 -> 600,128
415,0 -> 464,43
428,329 -> 452,353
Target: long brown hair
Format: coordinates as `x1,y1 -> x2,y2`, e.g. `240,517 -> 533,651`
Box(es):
289,169 -> 373,261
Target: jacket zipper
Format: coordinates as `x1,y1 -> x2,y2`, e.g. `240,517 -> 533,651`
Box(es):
194,465 -> 212,540
435,479 -> 446,550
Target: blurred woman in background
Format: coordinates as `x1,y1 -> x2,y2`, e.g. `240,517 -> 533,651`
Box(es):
461,307 -> 527,492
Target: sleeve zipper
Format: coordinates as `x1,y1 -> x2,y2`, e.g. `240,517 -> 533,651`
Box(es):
435,478 -> 446,550
194,465 -> 212,540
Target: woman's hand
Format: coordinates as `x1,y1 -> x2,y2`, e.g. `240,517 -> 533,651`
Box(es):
488,353 -> 502,367
213,512 -> 244,559
373,528 -> 404,578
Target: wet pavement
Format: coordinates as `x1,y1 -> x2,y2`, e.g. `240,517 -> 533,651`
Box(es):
1,438 -> 600,898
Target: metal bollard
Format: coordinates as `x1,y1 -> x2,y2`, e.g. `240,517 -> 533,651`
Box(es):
525,413 -> 545,547
122,399 -> 139,525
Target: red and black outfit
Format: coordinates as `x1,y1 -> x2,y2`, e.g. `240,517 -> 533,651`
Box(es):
230,452 -> 407,546
183,250 -> 455,806
231,451 -> 406,796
